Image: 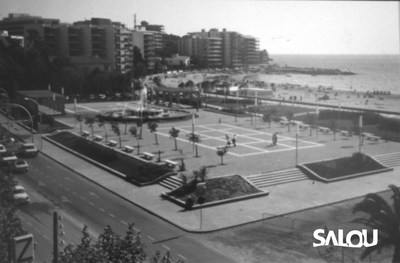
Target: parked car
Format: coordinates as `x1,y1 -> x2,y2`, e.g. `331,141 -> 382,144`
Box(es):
10,159 -> 29,173
0,144 -> 6,154
19,143 -> 39,157
1,152 -> 17,163
7,185 -> 30,204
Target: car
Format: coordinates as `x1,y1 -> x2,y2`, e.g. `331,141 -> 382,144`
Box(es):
1,152 -> 17,163
10,159 -> 29,173
7,185 -> 30,204
19,143 -> 39,157
0,144 -> 6,154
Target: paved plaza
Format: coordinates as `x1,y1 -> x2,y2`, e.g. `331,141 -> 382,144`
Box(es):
4,101 -> 400,232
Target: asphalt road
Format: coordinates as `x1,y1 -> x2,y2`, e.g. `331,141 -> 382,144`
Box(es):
14,151 -> 234,263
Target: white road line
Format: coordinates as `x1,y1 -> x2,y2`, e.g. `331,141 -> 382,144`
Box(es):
99,208 -> 105,212
43,235 -> 50,240
120,220 -> 128,225
133,227 -> 140,232
72,191 -> 77,195
65,187 -> 69,191
162,245 -> 170,250
109,213 -> 115,218
147,236 -> 154,241
89,202 -> 94,206
80,196 -> 85,200
34,228 -> 40,233
26,222 -> 32,226
75,104 -> 101,113
65,177 -> 73,182
178,254 -> 187,260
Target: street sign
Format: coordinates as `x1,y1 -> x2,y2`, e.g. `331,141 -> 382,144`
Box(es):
14,233 -> 34,263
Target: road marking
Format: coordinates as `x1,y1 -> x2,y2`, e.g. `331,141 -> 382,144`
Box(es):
46,166 -> 53,170
58,183 -> 63,187
89,202 -> 94,206
34,227 -> 40,233
133,227 -> 140,232
51,179 -> 56,182
72,192 -> 77,195
80,196 -> 85,200
65,177 -> 72,182
65,187 -> 69,191
89,192 -> 100,198
61,196 -> 71,203
109,213 -> 115,218
75,104 -> 101,113
99,208 -> 105,212
120,220 -> 128,225
43,235 -> 50,241
147,236 -> 154,241
162,245 -> 170,250
26,222 -> 32,227
178,254 -> 187,260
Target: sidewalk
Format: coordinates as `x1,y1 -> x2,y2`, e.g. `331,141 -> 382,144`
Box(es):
2,113 -> 399,232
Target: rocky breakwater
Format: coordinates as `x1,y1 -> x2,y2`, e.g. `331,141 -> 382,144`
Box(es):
264,65 -> 355,76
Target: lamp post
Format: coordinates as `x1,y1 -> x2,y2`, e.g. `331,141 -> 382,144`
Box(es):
0,88 -> 10,129
24,98 -> 42,149
8,103 -> 34,143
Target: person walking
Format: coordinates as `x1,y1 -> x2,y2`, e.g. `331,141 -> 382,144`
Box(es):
232,134 -> 237,147
225,134 -> 231,147
272,132 -> 278,145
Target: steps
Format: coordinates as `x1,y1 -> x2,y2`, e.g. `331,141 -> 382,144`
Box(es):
373,152 -> 400,168
247,168 -> 308,188
159,175 -> 184,190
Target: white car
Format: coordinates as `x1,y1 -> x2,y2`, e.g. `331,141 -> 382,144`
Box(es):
0,144 -> 6,153
11,159 -> 29,173
19,143 -> 39,157
1,152 -> 17,163
8,185 -> 30,204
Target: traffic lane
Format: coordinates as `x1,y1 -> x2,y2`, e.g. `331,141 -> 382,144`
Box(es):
18,152 -> 236,262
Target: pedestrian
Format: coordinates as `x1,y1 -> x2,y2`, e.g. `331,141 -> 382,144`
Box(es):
272,132 -> 278,145
232,134 -> 236,147
225,134 -> 231,147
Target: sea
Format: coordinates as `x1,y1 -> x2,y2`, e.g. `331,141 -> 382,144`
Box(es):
258,54 -> 400,95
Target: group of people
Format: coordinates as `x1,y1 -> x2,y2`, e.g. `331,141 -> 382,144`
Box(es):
225,134 -> 237,147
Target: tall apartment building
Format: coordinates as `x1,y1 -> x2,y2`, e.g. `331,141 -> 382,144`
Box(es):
179,29 -> 223,68
0,14 -> 132,72
179,28 -> 266,68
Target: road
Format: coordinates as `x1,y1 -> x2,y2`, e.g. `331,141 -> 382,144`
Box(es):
14,152 -> 234,263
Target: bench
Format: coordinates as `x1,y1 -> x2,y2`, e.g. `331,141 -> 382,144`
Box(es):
341,130 -> 353,137
93,135 -> 103,141
280,120 -> 289,126
143,152 -> 155,160
164,159 -> 178,168
124,145 -> 134,153
108,140 -> 118,147
299,124 -> 309,129
362,133 -> 380,141
82,131 -> 90,137
319,127 -> 330,134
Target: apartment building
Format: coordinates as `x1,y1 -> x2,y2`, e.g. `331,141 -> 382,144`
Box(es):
179,28 -> 267,68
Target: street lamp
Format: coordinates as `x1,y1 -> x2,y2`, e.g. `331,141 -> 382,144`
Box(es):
8,103 -> 34,143
0,88 -> 10,128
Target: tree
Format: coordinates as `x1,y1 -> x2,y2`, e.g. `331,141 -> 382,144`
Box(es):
286,111 -> 294,132
0,173 -> 28,261
216,147 -> 228,165
57,224 -> 183,263
98,117 -> 108,142
111,122 -> 121,148
329,119 -> 338,141
129,126 -> 141,155
148,122 -> 159,145
305,113 -> 317,136
84,116 -> 96,137
193,166 -> 209,182
262,112 -> 272,128
76,114 -> 83,133
352,185 -> 400,263
169,127 -> 180,150
187,133 -> 201,157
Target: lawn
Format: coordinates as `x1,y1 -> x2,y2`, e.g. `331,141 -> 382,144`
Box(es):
48,131 -> 173,184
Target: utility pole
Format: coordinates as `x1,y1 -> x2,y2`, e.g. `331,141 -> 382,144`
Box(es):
53,211 -> 59,263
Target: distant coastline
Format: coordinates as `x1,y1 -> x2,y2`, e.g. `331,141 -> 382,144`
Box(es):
264,64 -> 355,76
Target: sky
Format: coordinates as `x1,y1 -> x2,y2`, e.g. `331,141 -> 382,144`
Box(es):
0,0 -> 399,55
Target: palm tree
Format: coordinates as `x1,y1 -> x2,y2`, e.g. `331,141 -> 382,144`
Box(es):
169,127 -> 180,150
148,122 -> 159,145
193,166 -> 209,182
329,119 -> 338,141
84,116 -> 96,137
352,184 -> 400,263
129,126 -> 140,155
187,133 -> 201,157
98,117 -> 108,142
111,122 -> 121,148
76,114 -> 83,133
216,147 -> 228,165
286,111 -> 294,132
